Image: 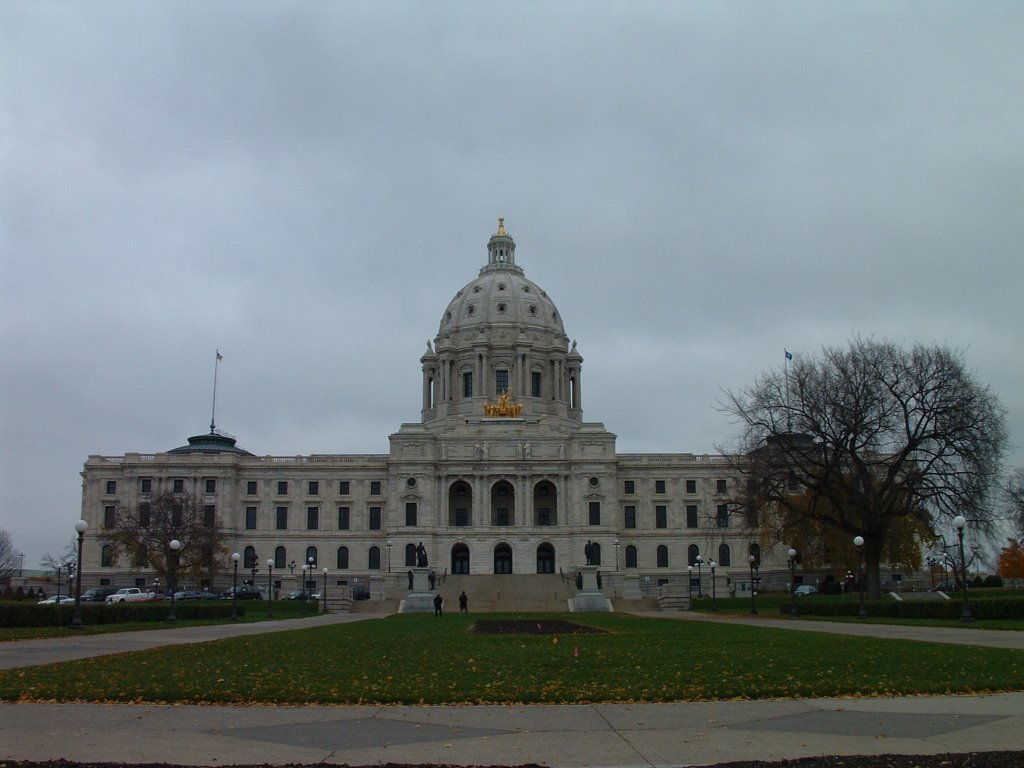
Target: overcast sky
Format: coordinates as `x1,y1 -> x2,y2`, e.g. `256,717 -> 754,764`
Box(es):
2,2 -> 1022,568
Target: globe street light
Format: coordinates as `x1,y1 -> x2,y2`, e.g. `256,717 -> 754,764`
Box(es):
301,564 -> 310,616
322,567 -> 329,613
953,516 -> 974,623
854,536 -> 868,619
70,520 -> 87,630
167,539 -> 181,623
695,555 -> 704,598
748,554 -> 758,615
265,558 -> 274,618
386,540 -> 393,573
708,559 -> 718,612
614,539 -> 620,572
687,565 -> 694,606
230,552 -> 240,622
787,548 -> 799,617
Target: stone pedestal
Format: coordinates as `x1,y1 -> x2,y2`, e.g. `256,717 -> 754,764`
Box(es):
399,567 -> 437,613
572,566 -> 613,612
622,574 -> 642,600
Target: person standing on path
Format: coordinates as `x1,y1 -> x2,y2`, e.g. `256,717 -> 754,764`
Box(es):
433,592 -> 443,617
458,590 -> 468,614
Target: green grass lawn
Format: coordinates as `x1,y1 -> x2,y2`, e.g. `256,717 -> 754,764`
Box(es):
2,612 -> 1022,705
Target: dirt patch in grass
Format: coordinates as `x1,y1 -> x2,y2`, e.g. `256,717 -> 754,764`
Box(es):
470,619 -> 606,635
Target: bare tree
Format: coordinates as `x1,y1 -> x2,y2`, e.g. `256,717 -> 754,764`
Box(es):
105,491 -> 228,590
40,537 -> 78,575
720,338 -> 1007,598
1004,466 -> 1024,534
0,528 -> 23,582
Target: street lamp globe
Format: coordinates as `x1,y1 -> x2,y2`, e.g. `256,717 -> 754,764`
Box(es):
853,535 -> 864,547
232,552 -> 240,563
75,520 -> 88,535
953,515 -> 967,530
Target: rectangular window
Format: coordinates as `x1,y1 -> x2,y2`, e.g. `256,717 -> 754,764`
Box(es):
339,480 -> 350,495
276,506 -> 288,530
495,369 -> 509,394
717,479 -> 728,494
624,505 -> 636,529
139,478 -> 152,493
172,478 -> 184,493
717,504 -> 729,527
463,371 -> 473,397
655,505 -> 667,529
204,478 -> 216,494
246,480 -> 257,495
405,502 -> 417,526
686,479 -> 697,495
138,504 -> 150,528
369,507 -> 382,530
245,506 -> 257,530
277,481 -> 288,495
588,501 -> 601,525
105,480 -> 117,495
537,507 -> 551,526
308,481 -> 319,496
686,505 -> 698,528
531,371 -> 542,397
337,506 -> 350,530
307,506 -> 319,530
655,479 -> 666,494
624,480 -> 635,495
496,507 -> 510,526
203,504 -> 215,526
370,481 -> 382,496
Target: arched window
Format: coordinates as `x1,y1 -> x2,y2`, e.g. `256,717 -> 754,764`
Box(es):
243,546 -> 256,570
448,480 -> 473,526
625,545 -> 638,568
718,543 -> 731,567
100,544 -> 113,568
657,545 -> 669,568
688,544 -> 700,566
490,480 -> 515,526
536,543 -> 555,574
749,542 -> 761,566
589,541 -> 602,566
274,546 -> 286,569
305,546 -> 318,566
336,546 -> 349,570
452,543 -> 470,574
493,543 -> 512,574
405,543 -> 417,567
533,480 -> 557,526
368,546 -> 381,570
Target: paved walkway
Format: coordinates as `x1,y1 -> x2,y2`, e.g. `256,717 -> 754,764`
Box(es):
1,611 -> 1022,767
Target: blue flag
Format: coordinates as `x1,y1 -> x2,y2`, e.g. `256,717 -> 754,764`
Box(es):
785,349 -> 793,360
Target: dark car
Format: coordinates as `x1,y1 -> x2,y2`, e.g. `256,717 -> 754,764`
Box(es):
793,585 -> 819,597
80,587 -> 118,603
282,589 -> 311,600
221,584 -> 264,600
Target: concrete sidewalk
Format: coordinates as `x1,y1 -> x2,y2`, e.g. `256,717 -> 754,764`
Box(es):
1,612 -> 1022,766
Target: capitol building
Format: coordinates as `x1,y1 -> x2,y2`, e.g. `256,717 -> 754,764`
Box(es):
79,220 -> 781,606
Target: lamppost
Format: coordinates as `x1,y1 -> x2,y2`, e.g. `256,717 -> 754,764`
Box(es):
787,548 -> 799,617
288,560 -> 296,576
322,567 -> 328,613
167,539 -> 181,623
230,552 -> 240,622
250,555 -> 258,589
695,555 -> 704,597
153,578 -> 160,603
70,520 -> 87,629
687,565 -> 694,606
748,554 -> 758,615
854,536 -> 868,619
614,539 -> 620,571
953,516 -> 973,623
709,559 -> 718,612
265,558 -> 274,618
301,564 -> 310,616
386,540 -> 393,573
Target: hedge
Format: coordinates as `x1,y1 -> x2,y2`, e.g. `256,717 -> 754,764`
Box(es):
780,596 -> 1024,621
0,601 -> 244,628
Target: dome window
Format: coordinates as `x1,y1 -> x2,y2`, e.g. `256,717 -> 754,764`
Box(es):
497,303 -> 507,313
589,477 -> 600,487
521,285 -> 531,293
406,477 -> 417,488
497,283 -> 506,291
528,305 -> 537,315
473,285 -> 482,293
467,305 -> 475,316
445,312 -> 452,323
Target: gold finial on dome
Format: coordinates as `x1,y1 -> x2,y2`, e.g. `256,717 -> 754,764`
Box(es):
496,217 -> 507,236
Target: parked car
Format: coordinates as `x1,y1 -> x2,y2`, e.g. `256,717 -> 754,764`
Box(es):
105,587 -> 150,604
930,582 -> 960,592
80,587 -> 118,603
793,584 -> 818,597
38,595 -> 76,605
282,589 -> 312,600
221,584 -> 264,600
174,590 -> 218,601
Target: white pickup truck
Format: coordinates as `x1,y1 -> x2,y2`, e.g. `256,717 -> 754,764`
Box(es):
104,587 -> 152,603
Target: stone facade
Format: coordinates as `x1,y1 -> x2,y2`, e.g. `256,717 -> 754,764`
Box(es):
79,220 -> 781,595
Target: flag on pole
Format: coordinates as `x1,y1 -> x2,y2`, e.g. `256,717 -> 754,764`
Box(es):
216,350 -> 223,362
785,349 -> 793,360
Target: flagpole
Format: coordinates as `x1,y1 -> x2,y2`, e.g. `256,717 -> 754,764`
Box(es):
784,349 -> 792,433
210,350 -> 221,433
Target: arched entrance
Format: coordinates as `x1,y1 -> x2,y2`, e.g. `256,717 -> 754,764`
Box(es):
533,480 -> 557,525
448,481 -> 472,527
493,543 -> 513,574
536,542 -> 555,573
490,480 -> 515,526
451,543 -> 470,575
